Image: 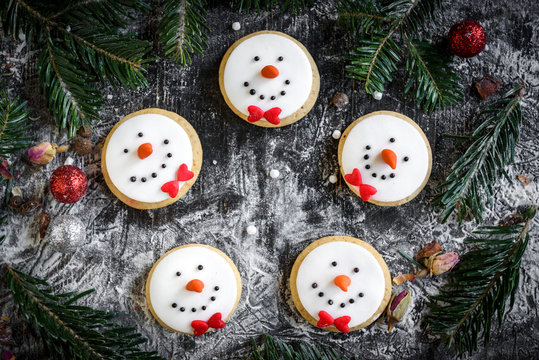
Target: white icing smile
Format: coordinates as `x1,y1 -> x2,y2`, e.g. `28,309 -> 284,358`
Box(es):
341,113 -> 430,202
147,246 -> 239,334
223,33 -> 313,119
296,241 -> 386,328
105,113 -> 193,203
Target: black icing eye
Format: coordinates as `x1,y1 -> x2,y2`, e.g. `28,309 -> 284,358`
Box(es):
390,137 -> 395,142
259,95 -> 265,100
130,176 -> 136,182
365,164 -> 371,169
404,156 -> 409,162
164,139 -> 169,144
138,132 -> 143,137
214,286 -> 220,291
366,145 -> 371,150
353,267 -> 359,273
312,283 -> 318,288
340,303 -> 346,308
161,164 -> 166,168
201,306 -> 207,311
210,296 -> 216,301
141,177 -> 146,182
250,89 -> 256,95
390,173 -> 395,178
191,308 -> 196,312
278,56 -> 284,61
328,300 -> 333,305
364,154 -> 369,160
359,292 -> 364,298
254,56 -> 260,61
123,149 -> 128,153
280,91 -> 286,96
243,81 -> 249,87
167,153 -> 172,158
152,173 -> 157,178
381,175 -> 386,180
285,79 -> 290,85
318,292 -> 324,297
176,271 -> 181,276
180,307 -> 185,312
197,265 -> 203,270
270,96 -> 276,100
372,173 -> 377,178
349,298 -> 355,304
331,261 -> 337,267
172,303 -> 177,308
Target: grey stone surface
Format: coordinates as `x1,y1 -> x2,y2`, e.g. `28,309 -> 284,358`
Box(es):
1,1 -> 538,359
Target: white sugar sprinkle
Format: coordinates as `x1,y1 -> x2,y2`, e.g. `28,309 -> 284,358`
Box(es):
373,91 -> 383,100
332,130 -> 341,139
232,22 -> 241,31
269,169 -> 280,178
329,175 -> 338,183
246,225 -> 257,235
212,160 -> 217,165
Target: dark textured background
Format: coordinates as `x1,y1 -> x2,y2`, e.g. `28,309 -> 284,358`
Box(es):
1,1 -> 538,359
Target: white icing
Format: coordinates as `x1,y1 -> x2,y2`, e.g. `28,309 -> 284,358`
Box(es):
332,130 -> 341,139
341,114 -> 430,202
148,246 -> 239,334
223,33 -> 313,120
105,113 -> 193,203
295,241 -> 386,328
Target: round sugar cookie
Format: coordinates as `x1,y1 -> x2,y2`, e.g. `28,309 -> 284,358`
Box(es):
290,236 -> 391,333
145,244 -> 242,336
338,111 -> 432,206
101,108 -> 202,209
219,31 -> 320,127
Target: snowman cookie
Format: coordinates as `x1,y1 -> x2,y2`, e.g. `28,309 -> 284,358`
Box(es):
101,108 -> 202,209
146,244 -> 242,336
219,31 -> 320,127
290,236 -> 391,333
338,111 -> 432,206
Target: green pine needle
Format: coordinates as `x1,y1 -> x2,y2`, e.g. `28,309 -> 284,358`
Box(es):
250,334 -> 352,360
432,83 -> 525,224
425,205 -> 536,356
6,266 -> 164,360
0,0 -> 152,137
158,0 -> 210,66
404,38 -> 463,113
0,214 -> 7,245
0,88 -> 32,159
340,0 -> 460,113
234,0 -> 314,15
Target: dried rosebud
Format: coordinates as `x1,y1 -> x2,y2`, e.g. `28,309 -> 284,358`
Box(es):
77,124 -> 92,138
39,210 -> 51,239
18,198 -> 41,214
73,137 -> 93,155
475,75 -> 502,100
415,241 -> 442,259
1,350 -> 15,360
0,158 -> 12,180
426,252 -> 460,275
9,195 -> 23,209
386,290 -> 412,332
28,142 -> 57,165
332,92 -> 349,108
392,273 -> 415,285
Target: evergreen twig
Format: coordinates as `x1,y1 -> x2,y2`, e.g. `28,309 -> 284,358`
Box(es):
158,0 -> 210,66
340,0 -> 462,112
0,88 -> 32,158
234,0 -> 314,14
6,266 -> 164,360
432,83 -> 525,224
0,0 -> 152,137
250,334 -> 352,359
425,206 -> 536,356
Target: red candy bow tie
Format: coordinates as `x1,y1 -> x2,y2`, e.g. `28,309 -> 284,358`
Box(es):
317,310 -> 351,333
247,105 -> 282,125
344,168 -> 377,201
161,163 -> 194,198
191,312 -> 226,337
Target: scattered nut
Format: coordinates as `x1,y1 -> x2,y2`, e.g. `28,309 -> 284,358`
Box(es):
18,198 -> 42,213
39,210 -> 51,239
73,137 -> 93,155
332,93 -> 349,108
518,174 -> 530,186
77,125 -> 92,138
9,196 -> 23,209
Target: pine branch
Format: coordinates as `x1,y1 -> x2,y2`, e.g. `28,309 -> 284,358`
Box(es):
6,266 -> 164,360
0,0 -> 152,137
0,88 -> 32,158
337,0 -> 389,38
425,206 -> 536,356
0,214 -> 7,245
401,0 -> 442,33
234,0 -> 314,15
404,37 -> 463,113
432,83 -> 525,224
158,0 -> 209,66
250,334 -> 352,360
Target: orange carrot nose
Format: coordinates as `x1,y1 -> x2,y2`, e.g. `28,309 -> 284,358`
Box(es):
186,279 -> 204,293
261,65 -> 279,79
137,143 -> 153,159
334,275 -> 351,292
381,149 -> 397,169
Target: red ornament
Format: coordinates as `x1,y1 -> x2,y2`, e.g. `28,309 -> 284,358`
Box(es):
447,20 -> 486,58
49,165 -> 88,203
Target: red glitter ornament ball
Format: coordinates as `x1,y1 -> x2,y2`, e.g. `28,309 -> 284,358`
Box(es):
448,20 -> 486,58
50,165 -> 88,203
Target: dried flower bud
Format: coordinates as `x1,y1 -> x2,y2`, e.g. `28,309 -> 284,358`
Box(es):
426,252 -> 460,275
415,241 -> 442,259
39,210 -> 51,239
0,158 -> 12,180
392,273 -> 415,285
56,144 -> 69,154
1,350 -> 15,360
475,75 -> 502,100
73,138 -> 93,155
9,195 -> 23,209
332,92 -> 349,108
28,142 -> 57,165
18,198 -> 41,214
386,289 -> 412,332
77,124 -> 92,138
